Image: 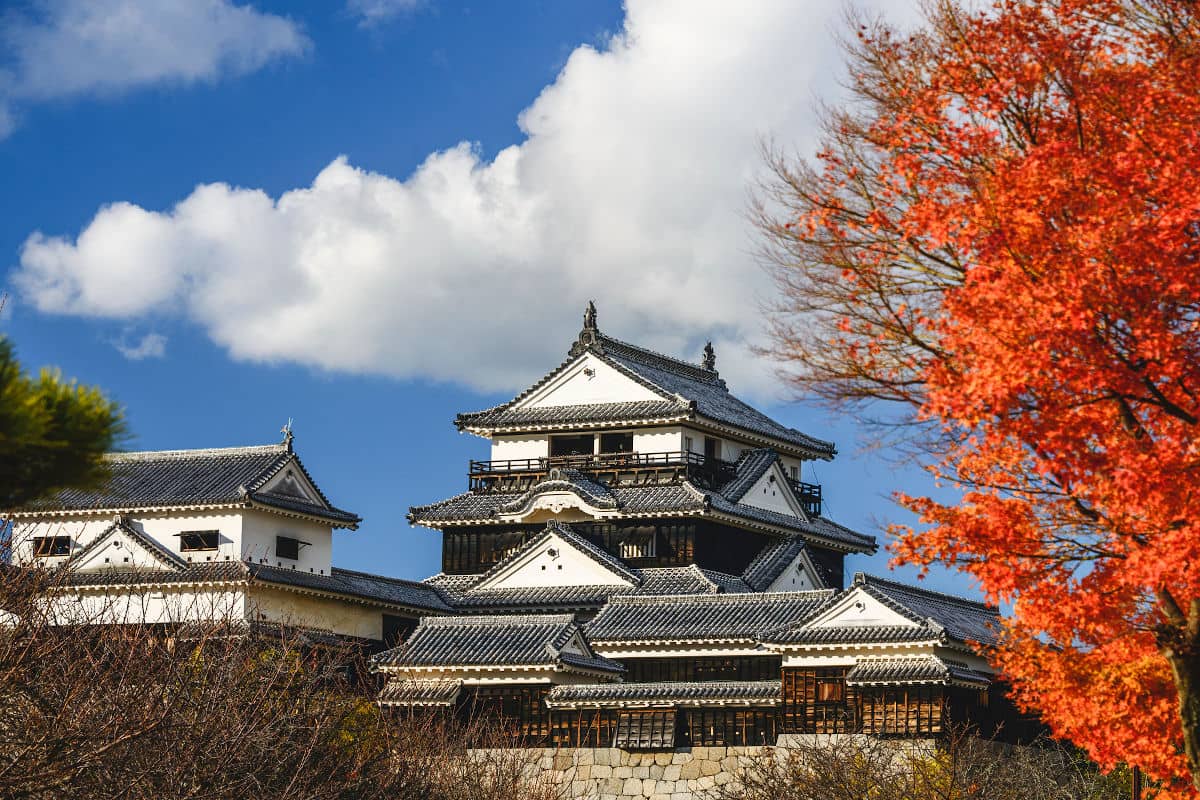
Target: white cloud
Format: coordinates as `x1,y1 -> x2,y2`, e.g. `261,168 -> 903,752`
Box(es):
346,0 -> 424,27
14,0 -> 917,398
0,0 -> 308,133
113,331 -> 167,360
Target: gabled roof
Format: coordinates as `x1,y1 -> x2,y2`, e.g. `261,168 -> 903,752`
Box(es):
740,536 -> 808,591
371,614 -> 623,676
585,590 -> 835,645
546,680 -> 782,708
472,520 -> 641,590
46,560 -> 450,614
497,469 -> 619,514
19,441 -> 360,528
69,520 -> 188,572
378,679 -> 463,707
851,573 -> 1000,647
408,479 -> 876,553
455,308 -> 835,460
762,573 -> 1000,649
846,656 -> 992,688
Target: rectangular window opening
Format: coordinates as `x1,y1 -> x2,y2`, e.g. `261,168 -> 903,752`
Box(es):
179,530 -> 220,551
32,536 -> 71,557
276,535 -> 305,560
549,434 -> 595,457
599,432 -> 634,454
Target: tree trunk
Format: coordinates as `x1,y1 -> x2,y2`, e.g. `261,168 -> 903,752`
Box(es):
1164,645 -> 1200,792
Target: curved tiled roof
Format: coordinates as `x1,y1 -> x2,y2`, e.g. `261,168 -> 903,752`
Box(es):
853,573 -> 999,647
740,536 -> 807,591
372,613 -> 623,675
846,656 -> 992,688
378,679 -> 463,707
21,442 -> 360,527
763,624 -> 941,646
586,590 -> 835,644
52,560 -> 450,613
497,470 -> 618,514
456,324 -> 835,459
546,680 -> 781,708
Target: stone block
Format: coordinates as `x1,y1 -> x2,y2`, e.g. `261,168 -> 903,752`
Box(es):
714,772 -> 733,785
700,759 -> 721,776
671,752 -> 690,764
577,749 -> 595,766
720,756 -> 739,771
553,754 -> 573,770
662,764 -> 681,781
601,777 -> 623,795
614,766 -> 633,779
647,764 -> 663,780
641,780 -> 655,797
697,775 -> 715,790
678,761 -> 702,780
576,765 -> 591,780
654,752 -> 673,766
592,764 -> 613,779
632,766 -> 649,778
595,748 -> 612,766
622,777 -> 642,796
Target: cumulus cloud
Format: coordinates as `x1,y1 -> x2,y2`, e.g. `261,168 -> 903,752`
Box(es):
14,0 -> 916,397
0,0 -> 308,134
113,331 -> 168,360
347,0 -> 425,27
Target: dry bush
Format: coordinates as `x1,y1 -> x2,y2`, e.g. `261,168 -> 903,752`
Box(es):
714,730 -> 1131,800
0,562 -> 555,800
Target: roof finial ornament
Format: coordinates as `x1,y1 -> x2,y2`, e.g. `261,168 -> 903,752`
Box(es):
702,341 -> 716,372
280,418 -> 294,452
569,300 -> 603,357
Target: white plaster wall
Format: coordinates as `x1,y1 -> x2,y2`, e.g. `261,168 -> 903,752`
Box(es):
482,535 -> 632,589
10,513 -> 244,568
490,435 -> 550,462
518,354 -> 662,408
766,556 -> 820,592
47,587 -> 247,626
739,468 -> 800,517
631,427 -> 681,454
246,586 -> 383,640
240,510 -> 333,574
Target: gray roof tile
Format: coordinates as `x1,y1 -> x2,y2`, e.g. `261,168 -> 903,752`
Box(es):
854,573 -> 999,647
846,656 -> 992,688
22,443 -> 360,527
719,449 -> 779,503
586,590 -> 834,644
741,537 -> 807,591
378,679 -> 463,707
546,680 -> 781,708
372,614 -> 623,675
765,624 -> 939,646
456,326 -> 835,458
54,560 -> 450,613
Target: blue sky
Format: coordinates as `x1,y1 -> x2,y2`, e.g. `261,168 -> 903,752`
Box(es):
0,0 -> 974,597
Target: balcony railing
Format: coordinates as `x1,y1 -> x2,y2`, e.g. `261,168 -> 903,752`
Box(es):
468,451 -> 738,493
789,479 -> 822,518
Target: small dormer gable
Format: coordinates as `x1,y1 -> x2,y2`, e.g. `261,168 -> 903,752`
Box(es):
70,521 -> 186,574
473,523 -> 639,592
763,547 -> 824,592
738,460 -> 807,519
805,586 -> 922,630
257,465 -> 321,504
514,352 -> 665,410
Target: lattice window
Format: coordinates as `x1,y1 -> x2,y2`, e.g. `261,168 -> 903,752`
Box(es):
614,710 -> 676,749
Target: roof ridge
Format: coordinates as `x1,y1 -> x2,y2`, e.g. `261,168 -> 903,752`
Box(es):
596,333 -> 722,385
420,613 -> 576,627
105,443 -> 288,461
606,589 -> 835,605
329,567 -> 431,588
856,573 -> 996,612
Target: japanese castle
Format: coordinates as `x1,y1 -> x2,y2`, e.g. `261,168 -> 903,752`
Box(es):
6,303 -> 1033,749
379,304 -> 1031,747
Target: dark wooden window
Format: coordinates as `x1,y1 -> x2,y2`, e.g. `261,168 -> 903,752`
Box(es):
32,536 -> 71,557
276,536 -> 301,560
180,531 -> 219,551
782,667 -> 856,734
599,432 -> 634,453
859,686 -> 944,735
549,434 -> 594,457
550,709 -> 622,747
683,709 -> 779,746
704,436 -> 720,461
461,686 -> 550,745
623,656 -> 781,683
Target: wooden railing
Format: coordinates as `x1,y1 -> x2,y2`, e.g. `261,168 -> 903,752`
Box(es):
468,451 -> 738,493
789,480 -> 823,517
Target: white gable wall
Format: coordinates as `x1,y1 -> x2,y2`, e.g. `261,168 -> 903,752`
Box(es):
241,510 -> 333,575
11,512 -> 244,568
765,552 -> 823,592
517,354 -> 663,408
806,589 -> 919,630
477,533 -> 634,590
739,464 -> 804,517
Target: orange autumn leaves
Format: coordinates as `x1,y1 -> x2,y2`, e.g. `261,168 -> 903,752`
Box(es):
768,0 -> 1200,793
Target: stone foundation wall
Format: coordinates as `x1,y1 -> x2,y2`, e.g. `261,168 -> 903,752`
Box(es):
475,745 -> 766,799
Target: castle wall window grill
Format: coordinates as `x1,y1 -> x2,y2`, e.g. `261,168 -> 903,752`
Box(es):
32,536 -> 70,557
618,529 -> 656,560
599,432 -> 633,454
179,531 -> 219,551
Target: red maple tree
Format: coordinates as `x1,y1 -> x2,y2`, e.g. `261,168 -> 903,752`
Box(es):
759,0 -> 1200,793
